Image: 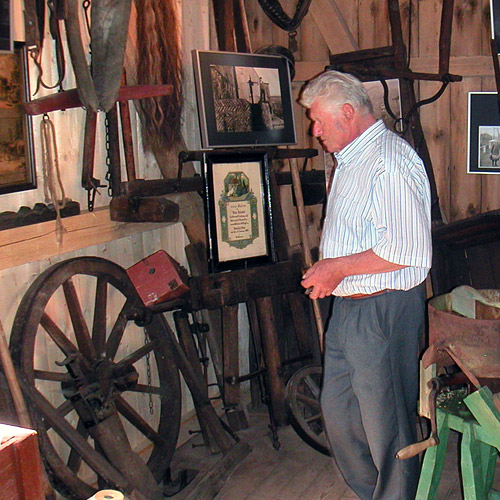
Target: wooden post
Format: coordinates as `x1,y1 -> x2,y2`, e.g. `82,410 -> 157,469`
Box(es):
222,305 -> 248,430
255,296 -> 287,426
174,310 -> 217,452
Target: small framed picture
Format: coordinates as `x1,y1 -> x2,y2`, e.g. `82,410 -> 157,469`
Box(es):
467,92 -> 500,174
0,42 -> 37,194
203,151 -> 276,272
192,49 -> 297,149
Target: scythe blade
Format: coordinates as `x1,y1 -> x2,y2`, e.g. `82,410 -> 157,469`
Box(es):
91,0 -> 132,112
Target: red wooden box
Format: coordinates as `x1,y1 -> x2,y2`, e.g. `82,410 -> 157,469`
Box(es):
0,424 -> 45,500
126,250 -> 189,306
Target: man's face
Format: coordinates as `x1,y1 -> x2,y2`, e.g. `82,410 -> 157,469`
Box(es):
308,99 -> 352,153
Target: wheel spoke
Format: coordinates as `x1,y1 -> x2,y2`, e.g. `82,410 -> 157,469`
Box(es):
67,419 -> 88,473
92,277 -> 108,357
63,278 -> 96,360
303,375 -> 320,398
115,396 -> 166,447
22,382 -> 130,491
41,313 -> 79,357
57,399 -> 75,417
34,370 -> 71,382
305,413 -> 323,424
296,392 -> 321,409
129,383 -> 164,396
106,299 -> 135,360
115,340 -> 159,369
44,400 -> 76,432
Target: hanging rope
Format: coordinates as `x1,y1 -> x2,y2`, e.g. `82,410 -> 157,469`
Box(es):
40,114 -> 67,245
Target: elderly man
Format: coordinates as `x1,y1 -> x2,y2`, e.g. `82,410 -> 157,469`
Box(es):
299,70 -> 431,500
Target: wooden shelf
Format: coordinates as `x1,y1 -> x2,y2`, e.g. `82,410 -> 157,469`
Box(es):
0,207 -> 174,271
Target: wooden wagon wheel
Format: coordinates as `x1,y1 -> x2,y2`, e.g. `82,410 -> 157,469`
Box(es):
285,364 -> 330,456
9,256 -> 181,500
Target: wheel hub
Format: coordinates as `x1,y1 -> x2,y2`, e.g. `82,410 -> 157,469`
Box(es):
60,356 -> 139,427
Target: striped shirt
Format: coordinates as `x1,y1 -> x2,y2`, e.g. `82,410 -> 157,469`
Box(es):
320,119 -> 432,296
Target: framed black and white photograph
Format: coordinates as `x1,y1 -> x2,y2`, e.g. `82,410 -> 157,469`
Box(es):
0,0 -> 12,53
468,92 -> 500,174
203,151 -> 276,272
192,50 -> 297,149
0,42 -> 36,194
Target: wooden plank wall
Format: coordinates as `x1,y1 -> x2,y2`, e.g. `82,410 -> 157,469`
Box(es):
244,0 -> 500,224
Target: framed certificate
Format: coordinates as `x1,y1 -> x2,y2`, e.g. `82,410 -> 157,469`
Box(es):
203,150 -> 276,272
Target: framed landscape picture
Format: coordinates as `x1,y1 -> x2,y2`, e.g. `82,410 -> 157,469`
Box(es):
468,92 -> 500,174
0,42 -> 36,193
203,150 -> 276,272
192,50 -> 297,149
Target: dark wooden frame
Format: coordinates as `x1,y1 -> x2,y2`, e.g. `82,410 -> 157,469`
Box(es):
0,42 -> 36,194
192,50 -> 296,149
203,150 -> 276,272
0,0 -> 12,53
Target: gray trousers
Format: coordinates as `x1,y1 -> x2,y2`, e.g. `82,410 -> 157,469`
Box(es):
320,286 -> 424,500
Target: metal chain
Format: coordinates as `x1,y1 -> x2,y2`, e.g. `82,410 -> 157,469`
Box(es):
104,116 -> 113,197
144,331 -> 154,415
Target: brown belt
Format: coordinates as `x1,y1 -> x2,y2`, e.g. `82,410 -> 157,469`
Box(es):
343,289 -> 391,299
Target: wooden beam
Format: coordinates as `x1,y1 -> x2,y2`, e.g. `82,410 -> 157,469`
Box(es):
308,0 -> 357,56
0,208 -> 175,272
24,85 -> 173,116
294,56 -> 494,82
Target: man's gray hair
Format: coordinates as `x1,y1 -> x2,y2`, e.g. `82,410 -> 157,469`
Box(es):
299,70 -> 374,116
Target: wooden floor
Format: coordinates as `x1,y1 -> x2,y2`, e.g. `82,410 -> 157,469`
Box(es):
171,409 -> 500,500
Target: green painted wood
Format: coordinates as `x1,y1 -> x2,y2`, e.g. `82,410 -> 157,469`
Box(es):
483,445 -> 498,496
489,489 -> 500,500
461,424 -> 485,500
417,388 -> 500,500
416,410 -> 451,500
465,387 -> 500,450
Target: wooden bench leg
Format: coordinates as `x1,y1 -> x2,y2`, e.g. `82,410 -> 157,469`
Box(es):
416,410 -> 451,500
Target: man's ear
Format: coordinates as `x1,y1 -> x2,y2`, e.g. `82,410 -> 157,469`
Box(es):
341,103 -> 355,122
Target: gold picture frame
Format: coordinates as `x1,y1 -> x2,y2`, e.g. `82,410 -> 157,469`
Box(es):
0,42 -> 36,194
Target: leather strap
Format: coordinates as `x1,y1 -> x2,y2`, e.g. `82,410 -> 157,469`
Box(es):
343,289 -> 391,300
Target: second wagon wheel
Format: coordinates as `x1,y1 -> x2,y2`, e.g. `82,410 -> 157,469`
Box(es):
285,364 -> 330,456
10,256 -> 181,500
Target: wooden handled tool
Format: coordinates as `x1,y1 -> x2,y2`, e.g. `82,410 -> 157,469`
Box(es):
289,158 -> 325,351
396,377 -> 441,460
0,318 -> 31,427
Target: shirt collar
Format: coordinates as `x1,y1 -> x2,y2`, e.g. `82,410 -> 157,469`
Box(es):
335,119 -> 386,167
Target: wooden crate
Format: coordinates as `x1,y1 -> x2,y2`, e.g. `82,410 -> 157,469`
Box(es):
0,424 -> 45,500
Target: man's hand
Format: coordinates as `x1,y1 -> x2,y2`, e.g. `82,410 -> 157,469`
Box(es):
301,258 -> 345,300
301,250 -> 408,300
